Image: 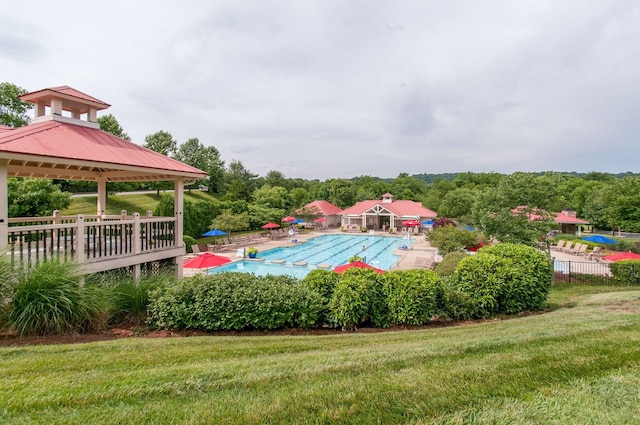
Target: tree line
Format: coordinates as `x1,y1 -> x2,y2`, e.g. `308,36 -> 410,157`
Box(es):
3,82 -> 640,240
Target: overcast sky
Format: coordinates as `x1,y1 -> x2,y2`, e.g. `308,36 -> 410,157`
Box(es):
2,1 -> 639,180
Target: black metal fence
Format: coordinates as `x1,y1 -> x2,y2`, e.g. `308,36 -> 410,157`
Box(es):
552,259 -> 615,285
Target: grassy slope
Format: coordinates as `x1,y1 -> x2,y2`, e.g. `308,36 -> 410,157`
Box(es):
61,190 -> 219,216
1,285 -> 640,424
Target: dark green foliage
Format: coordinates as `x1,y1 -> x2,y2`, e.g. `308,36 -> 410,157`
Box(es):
454,244 -> 553,317
328,269 -> 389,330
98,272 -> 173,325
384,269 -> 440,325
609,260 -> 640,286
183,235 -> 197,253
8,260 -> 107,336
437,276 -> 475,321
427,225 -> 478,255
147,273 -> 322,331
435,252 -> 469,277
302,269 -> 340,324
480,243 -> 553,311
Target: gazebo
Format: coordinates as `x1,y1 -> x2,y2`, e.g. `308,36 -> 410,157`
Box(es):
0,86 -> 208,279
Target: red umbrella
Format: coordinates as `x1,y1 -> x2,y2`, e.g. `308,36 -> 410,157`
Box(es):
281,216 -> 296,223
402,220 -> 420,227
261,222 -> 280,229
313,217 -> 327,223
602,251 -> 640,262
184,252 -> 232,268
333,261 -> 384,274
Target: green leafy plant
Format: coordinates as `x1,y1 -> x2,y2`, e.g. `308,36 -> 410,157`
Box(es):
348,254 -> 362,263
384,269 -> 440,325
147,273 -> 322,331
91,271 -> 174,325
434,252 -> 468,277
328,269 -> 389,330
246,246 -> 258,257
8,260 -> 107,336
609,260 -> 640,286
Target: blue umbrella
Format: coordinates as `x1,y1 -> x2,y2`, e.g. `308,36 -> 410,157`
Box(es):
202,229 -> 227,237
291,218 -> 305,224
421,220 -> 434,225
581,235 -> 616,244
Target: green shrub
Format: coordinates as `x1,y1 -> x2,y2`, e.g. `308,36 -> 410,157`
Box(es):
609,260 -> 640,286
302,269 -> 340,324
97,272 -> 174,325
427,225 -> 478,255
437,276 -> 475,321
0,255 -> 19,331
480,243 -> 553,312
435,252 -> 468,277
183,235 -> 197,253
147,273 -> 322,331
384,269 -> 440,325
454,243 -> 553,318
328,269 -> 388,330
8,260 -> 107,336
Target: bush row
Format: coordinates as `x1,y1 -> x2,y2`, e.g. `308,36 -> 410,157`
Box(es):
147,243 -> 554,331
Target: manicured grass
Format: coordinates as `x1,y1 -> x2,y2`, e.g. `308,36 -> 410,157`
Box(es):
61,191 -> 219,216
2,286 -> 640,424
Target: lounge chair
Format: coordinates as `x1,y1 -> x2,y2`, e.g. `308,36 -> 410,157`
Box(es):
573,244 -> 588,256
562,241 -> 575,253
588,246 -> 603,260
551,240 -> 566,251
191,244 -> 201,254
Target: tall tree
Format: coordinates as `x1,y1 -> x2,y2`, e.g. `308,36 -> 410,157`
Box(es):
143,130 -> 177,156
174,138 -> 225,193
0,82 -> 30,128
97,114 -> 131,140
223,160 -> 258,202
8,178 -> 72,217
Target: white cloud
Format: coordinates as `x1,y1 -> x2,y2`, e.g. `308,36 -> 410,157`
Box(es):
2,0 -> 640,179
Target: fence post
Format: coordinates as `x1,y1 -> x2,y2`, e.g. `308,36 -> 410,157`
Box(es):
75,215 -> 85,264
133,212 -> 141,255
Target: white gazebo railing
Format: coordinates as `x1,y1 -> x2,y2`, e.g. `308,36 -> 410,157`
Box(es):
7,210 -> 177,271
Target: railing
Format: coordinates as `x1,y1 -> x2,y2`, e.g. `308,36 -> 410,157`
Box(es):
6,211 -> 176,269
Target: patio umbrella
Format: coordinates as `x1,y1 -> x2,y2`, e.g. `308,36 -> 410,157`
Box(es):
183,252 -> 231,268
421,220 -> 434,225
201,228 -> 227,237
313,217 -> 327,223
602,251 -> 640,262
334,261 -> 385,274
402,220 -> 420,227
292,218 -> 305,224
281,216 -> 296,223
581,235 -> 617,244
261,222 -> 280,229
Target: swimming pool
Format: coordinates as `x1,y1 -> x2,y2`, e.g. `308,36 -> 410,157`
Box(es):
209,233 -> 411,278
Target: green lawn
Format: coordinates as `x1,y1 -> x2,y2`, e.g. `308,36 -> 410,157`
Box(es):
2,285 -> 640,424
61,190 -> 218,216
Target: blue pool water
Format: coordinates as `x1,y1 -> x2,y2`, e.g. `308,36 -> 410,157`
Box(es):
209,233 -> 412,278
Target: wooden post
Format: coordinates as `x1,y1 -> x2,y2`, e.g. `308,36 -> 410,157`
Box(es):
0,160 -> 8,252
75,215 -> 85,264
174,178 -> 184,280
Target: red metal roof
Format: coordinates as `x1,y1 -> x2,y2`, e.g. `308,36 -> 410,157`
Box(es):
0,120 -> 207,180
298,200 -> 343,216
554,213 -> 590,224
341,199 -> 437,218
20,85 -> 110,110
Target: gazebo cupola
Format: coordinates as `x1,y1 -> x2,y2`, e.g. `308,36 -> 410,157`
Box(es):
19,86 -> 110,129
382,193 -> 394,204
